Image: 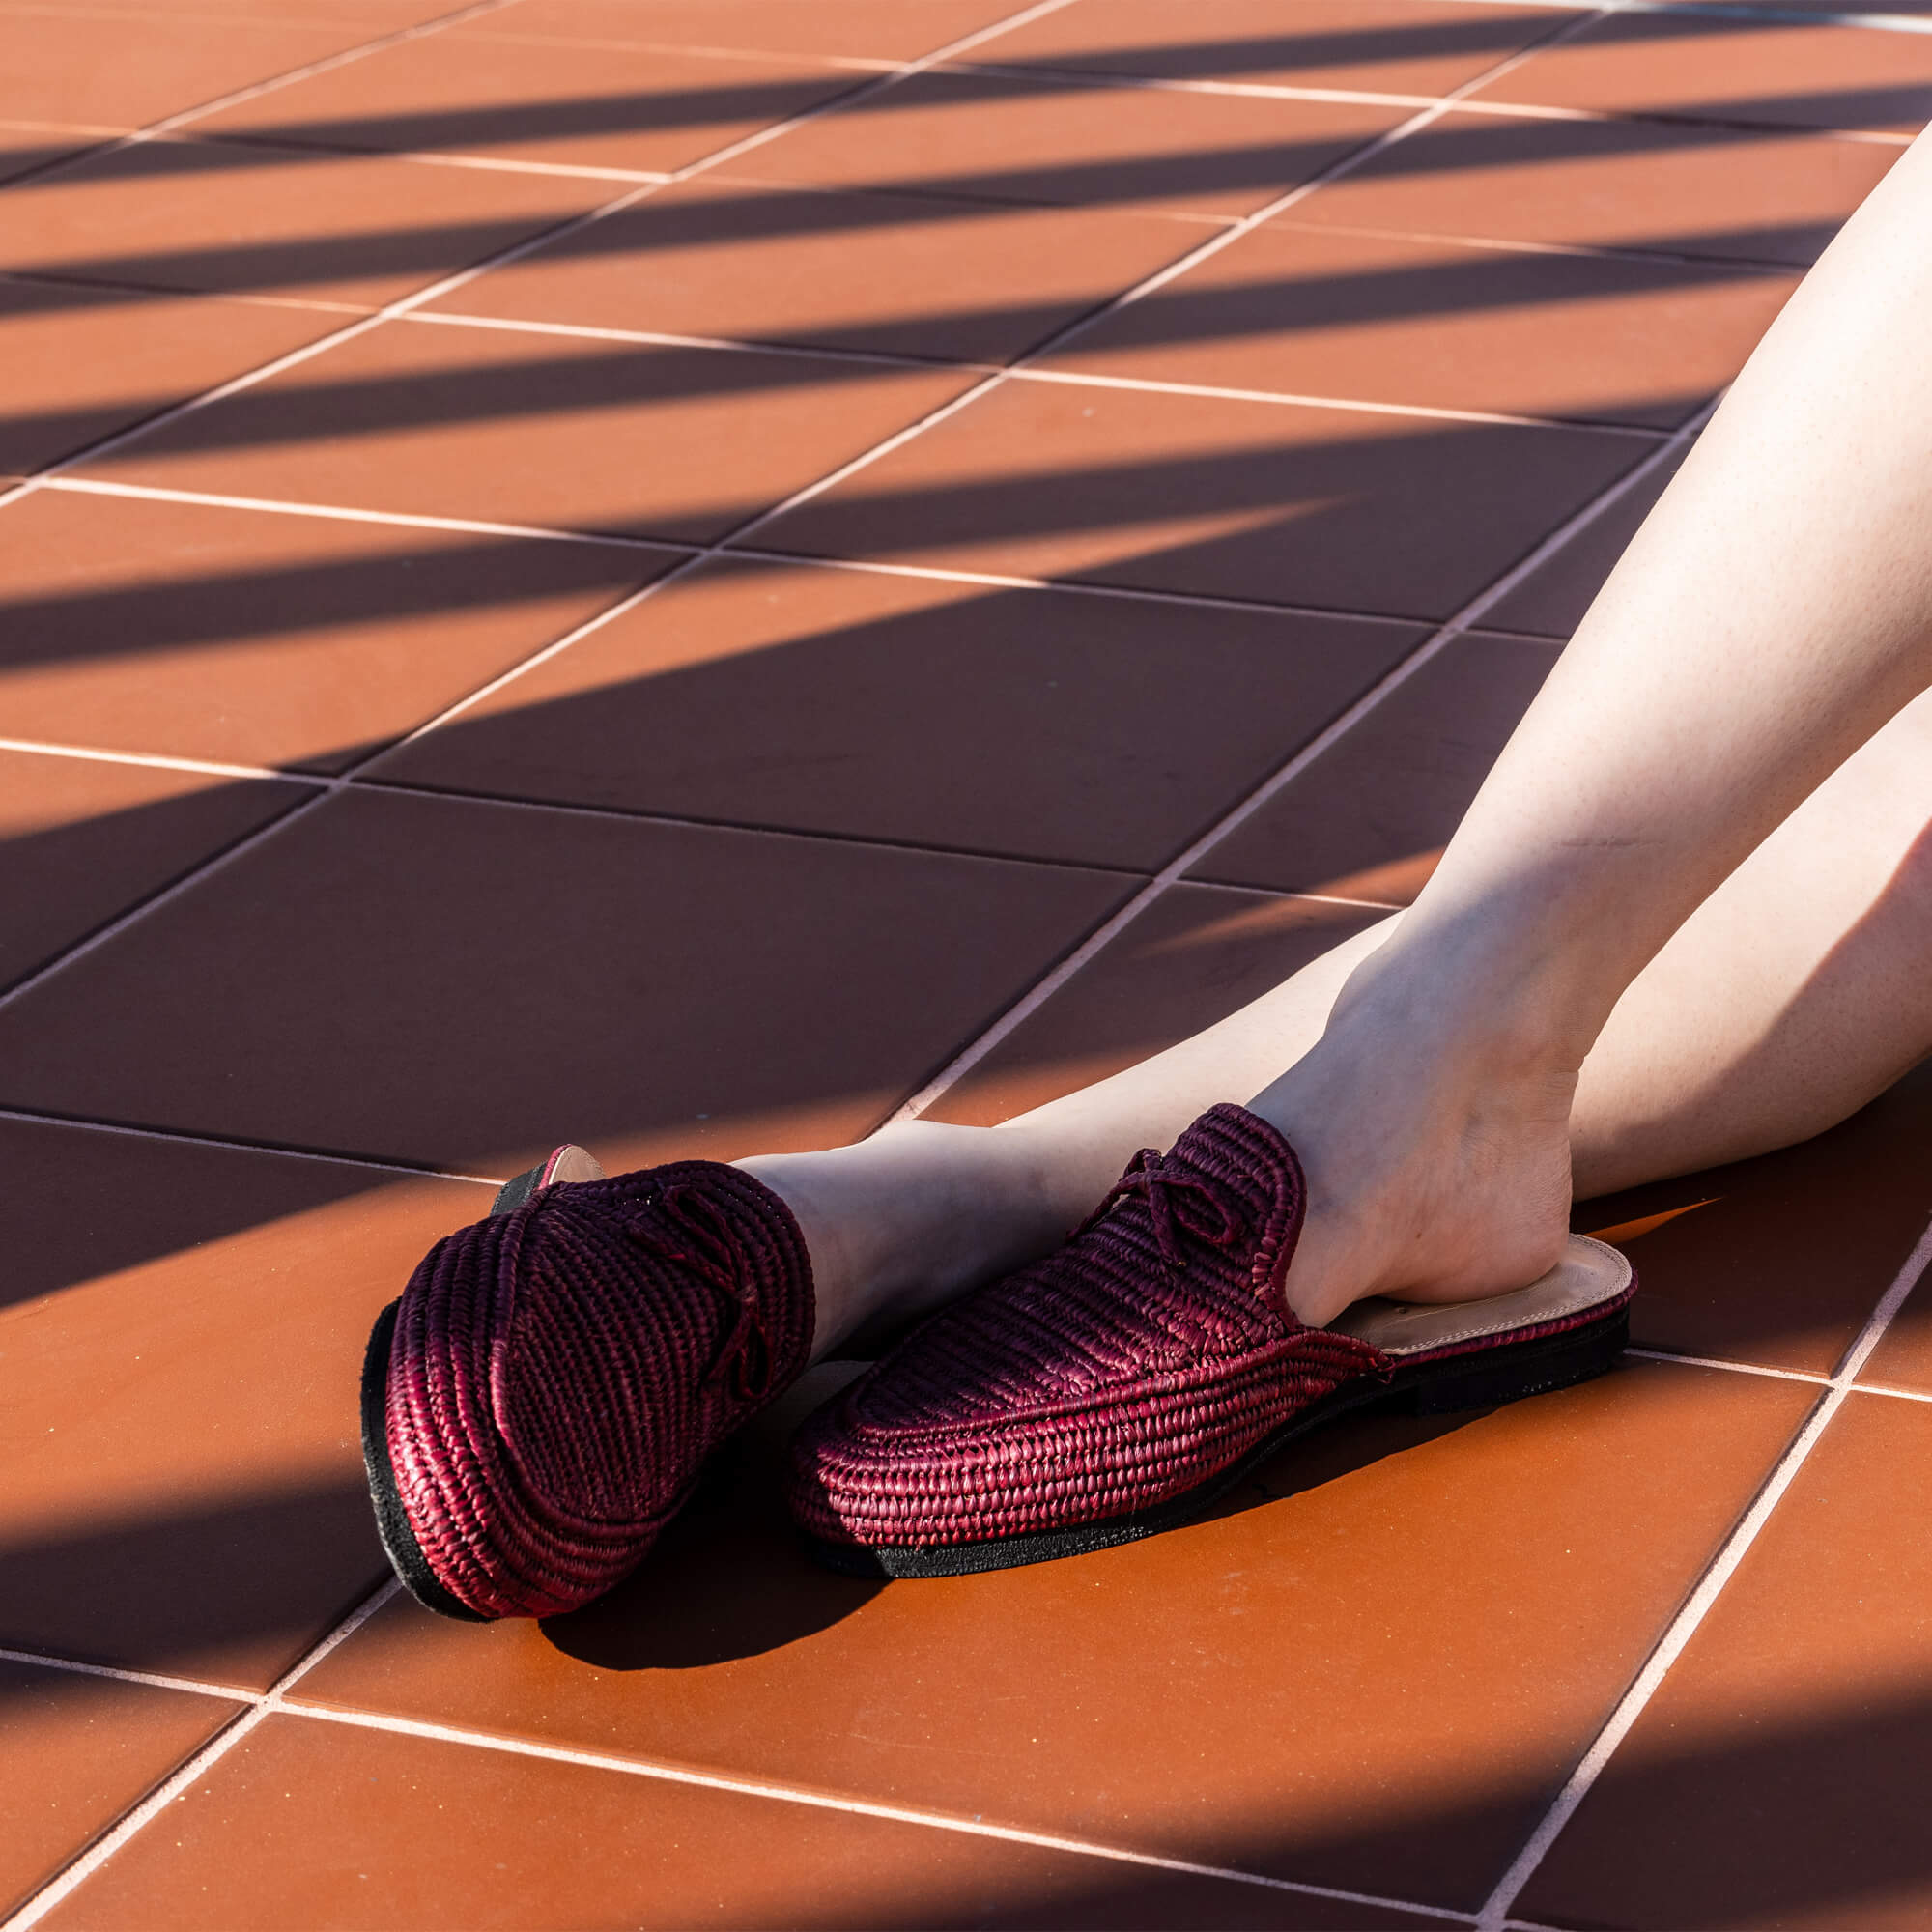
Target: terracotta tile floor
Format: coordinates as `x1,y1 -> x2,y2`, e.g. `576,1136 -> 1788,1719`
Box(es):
1,2 -> 1926,1925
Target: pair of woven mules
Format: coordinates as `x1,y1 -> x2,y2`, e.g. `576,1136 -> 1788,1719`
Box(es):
362,1105 -> 1634,1621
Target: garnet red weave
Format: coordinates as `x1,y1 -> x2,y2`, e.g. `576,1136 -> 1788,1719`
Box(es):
385,1162 -> 813,1618
786,1105 -> 1387,1550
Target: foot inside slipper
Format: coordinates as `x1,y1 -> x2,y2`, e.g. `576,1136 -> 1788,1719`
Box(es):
786,1107 -> 1634,1578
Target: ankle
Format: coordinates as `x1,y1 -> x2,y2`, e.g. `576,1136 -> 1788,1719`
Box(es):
1324,922 -> 1595,1107
739,1121 -> 1066,1362
1354,889 -> 1632,1082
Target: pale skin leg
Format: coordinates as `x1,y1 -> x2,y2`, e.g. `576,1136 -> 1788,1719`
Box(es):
745,122 -> 1932,1353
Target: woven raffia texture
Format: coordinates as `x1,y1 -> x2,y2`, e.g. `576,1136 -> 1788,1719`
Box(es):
385,1162 -> 813,1618
788,1104 -> 1390,1550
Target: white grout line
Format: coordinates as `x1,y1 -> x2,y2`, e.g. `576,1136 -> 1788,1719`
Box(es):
348,776 -> 1146,878
0,0 -> 531,196
0,273 -> 377,319
275,1700 -> 1488,1925
0,1104 -> 507,1184
1585,0 -> 1932,31
404,302 -> 1009,377
1475,1210 -> 1932,1928
1009,362 -> 1669,438
441,25 -> 897,72
1625,1349 -> 1932,1404
1257,211 -> 1811,276
0,114 -> 129,140
0,1580 -> 403,1932
1624,1346 -> 1830,1386
282,144 -> 675,185
935,52 -> 1923,136
1360,0 -> 1932,29
889,384 -> 1713,1121
18,471 -> 1522,633
37,473 -> 693,552
407,306 -> 1675,438
1849,1378 -> 1932,1404
0,1647 -> 260,1705
0,735 -> 311,783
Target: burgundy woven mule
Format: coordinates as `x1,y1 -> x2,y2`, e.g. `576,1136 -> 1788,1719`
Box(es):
361,1144 -> 814,1620
788,1104 -> 1633,1577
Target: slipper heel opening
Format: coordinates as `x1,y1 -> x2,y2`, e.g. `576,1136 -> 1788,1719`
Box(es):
1405,1309 -> 1630,1417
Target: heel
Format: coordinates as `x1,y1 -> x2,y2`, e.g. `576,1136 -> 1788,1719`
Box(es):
1406,1310 -> 1629,1416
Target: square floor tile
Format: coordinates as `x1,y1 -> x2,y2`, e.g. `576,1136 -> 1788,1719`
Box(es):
368,555 -> 1428,867
200,35 -> 863,174
1472,10 -> 1932,137
928,884 -> 1391,1126
1518,1393 -> 1932,1929
81,317 -> 975,540
1577,1056 -> 1932,1377
0,135 -> 613,309
0,748 -> 306,991
1190,630 -> 1557,901
980,0 -> 1577,97
38,1716 -> 1418,1931
0,9 -> 376,128
295,1359 -> 1809,1912
0,786 -> 1126,1172
0,489 -> 673,769
1288,110 -> 1900,267
453,0 -> 1034,64
0,282 -> 347,475
0,1660 -> 241,1920
433,174 -> 1201,365
1049,220 -> 1796,428
1482,442 -> 1690,639
724,69 -> 1411,221
0,1116 -> 491,1684
755,380 -> 1647,617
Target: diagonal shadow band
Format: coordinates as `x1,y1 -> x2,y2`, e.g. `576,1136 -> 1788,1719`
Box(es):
0,105 -> 1887,312
0,227 -> 1794,475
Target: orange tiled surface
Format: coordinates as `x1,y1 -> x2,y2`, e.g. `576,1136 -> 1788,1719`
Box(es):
0,2 -> 1926,1927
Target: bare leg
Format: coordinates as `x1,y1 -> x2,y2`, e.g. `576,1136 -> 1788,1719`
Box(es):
749,123 -> 1932,1350
760,691 -> 1932,1356
1569,689 -> 1932,1197
1002,686 -> 1932,1202
1247,123 -> 1932,1324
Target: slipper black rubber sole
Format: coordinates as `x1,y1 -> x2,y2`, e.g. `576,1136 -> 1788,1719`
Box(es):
357,1158 -> 550,1624
803,1302 -> 1630,1580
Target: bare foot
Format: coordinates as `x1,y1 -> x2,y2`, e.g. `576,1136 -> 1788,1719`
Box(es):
1245,977 -> 1579,1329
736,1120 -> 1082,1361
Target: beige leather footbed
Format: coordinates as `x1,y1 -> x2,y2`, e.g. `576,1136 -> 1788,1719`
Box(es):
1326,1235 -> 1632,1357
548,1144 -> 607,1186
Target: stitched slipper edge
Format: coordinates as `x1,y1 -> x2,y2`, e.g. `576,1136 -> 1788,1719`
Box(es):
806,1235 -> 1634,1580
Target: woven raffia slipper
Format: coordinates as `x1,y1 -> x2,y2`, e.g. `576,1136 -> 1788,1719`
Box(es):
361,1144 -> 814,1620
786,1104 -> 1632,1577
